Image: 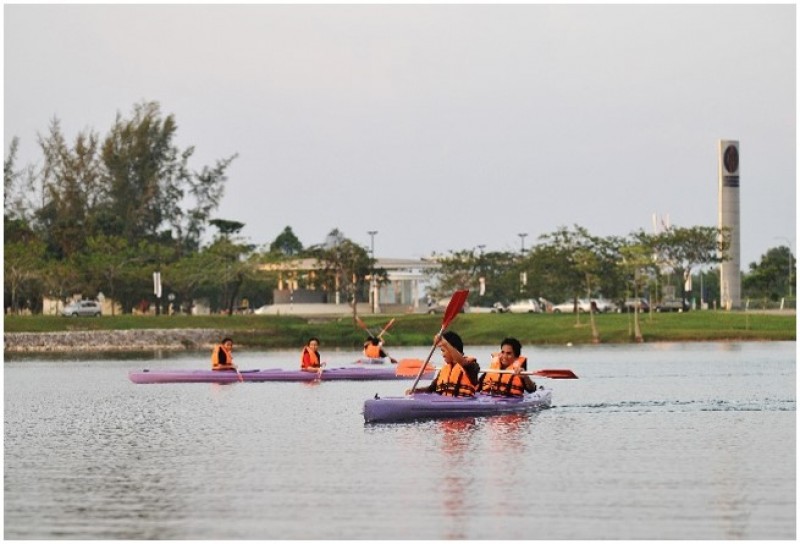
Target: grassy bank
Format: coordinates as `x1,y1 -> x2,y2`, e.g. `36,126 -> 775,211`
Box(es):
4,311 -> 795,349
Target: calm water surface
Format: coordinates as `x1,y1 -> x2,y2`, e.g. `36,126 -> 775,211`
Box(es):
4,342 -> 796,539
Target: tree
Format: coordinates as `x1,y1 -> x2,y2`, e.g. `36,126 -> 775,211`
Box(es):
269,226 -> 304,256
100,101 -> 235,252
618,237 -> 657,342
311,229 -> 378,319
82,235 -> 142,315
35,119 -> 104,259
744,245 -> 795,302
649,225 -> 730,304
4,240 -> 46,314
202,219 -> 258,315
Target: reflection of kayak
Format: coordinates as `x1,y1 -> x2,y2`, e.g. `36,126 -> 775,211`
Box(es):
129,366 -> 430,384
363,389 -> 552,423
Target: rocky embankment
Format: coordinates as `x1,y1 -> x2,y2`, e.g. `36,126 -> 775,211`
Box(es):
4,329 -> 225,353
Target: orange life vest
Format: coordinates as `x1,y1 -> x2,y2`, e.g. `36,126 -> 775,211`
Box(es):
435,363 -> 476,397
300,347 -> 320,369
481,356 -> 528,396
364,343 -> 382,358
211,344 -> 234,371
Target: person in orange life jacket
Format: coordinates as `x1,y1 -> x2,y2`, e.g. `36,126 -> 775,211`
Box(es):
477,337 -> 537,396
406,331 -> 480,397
300,337 -> 322,371
211,337 -> 237,372
363,336 -> 388,359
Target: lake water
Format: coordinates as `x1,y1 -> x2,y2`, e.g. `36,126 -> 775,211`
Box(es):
4,342 -> 796,539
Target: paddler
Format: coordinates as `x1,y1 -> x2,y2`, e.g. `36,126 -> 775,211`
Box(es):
406,331 -> 480,397
300,337 -> 322,372
363,336 -> 399,364
211,337 -> 237,372
477,337 -> 537,397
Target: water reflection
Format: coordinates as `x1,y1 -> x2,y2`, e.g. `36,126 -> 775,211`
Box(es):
437,418 -> 478,539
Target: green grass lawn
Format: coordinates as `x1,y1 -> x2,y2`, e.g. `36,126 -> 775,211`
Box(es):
4,311 -> 795,349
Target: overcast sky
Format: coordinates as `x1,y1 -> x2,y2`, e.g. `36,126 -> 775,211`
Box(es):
4,4 -> 796,268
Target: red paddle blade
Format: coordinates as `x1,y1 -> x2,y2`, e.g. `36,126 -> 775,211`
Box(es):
533,369 -> 579,379
355,316 -> 370,331
442,290 -> 469,329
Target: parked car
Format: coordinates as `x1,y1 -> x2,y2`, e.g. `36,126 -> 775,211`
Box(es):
61,300 -> 102,317
506,299 -> 542,313
490,302 -> 508,313
591,298 -> 618,313
620,298 -> 650,313
552,299 -> 592,313
537,297 -> 555,313
655,299 -> 690,312
427,298 -> 469,314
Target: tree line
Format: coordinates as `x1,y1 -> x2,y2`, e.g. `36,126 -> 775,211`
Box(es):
4,101 -> 794,316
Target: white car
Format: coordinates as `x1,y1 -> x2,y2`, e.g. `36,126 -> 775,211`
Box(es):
552,299 -> 593,313
591,298 -> 618,313
507,299 -> 542,313
61,300 -> 102,317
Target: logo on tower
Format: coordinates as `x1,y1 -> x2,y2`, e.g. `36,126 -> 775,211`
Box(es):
721,141 -> 739,187
723,144 -> 739,175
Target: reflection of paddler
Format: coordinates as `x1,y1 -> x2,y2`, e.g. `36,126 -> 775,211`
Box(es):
478,337 -> 537,397
211,337 -> 236,372
438,417 -> 477,540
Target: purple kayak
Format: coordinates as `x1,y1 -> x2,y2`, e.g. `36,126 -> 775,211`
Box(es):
129,366 -> 431,384
363,389 -> 553,423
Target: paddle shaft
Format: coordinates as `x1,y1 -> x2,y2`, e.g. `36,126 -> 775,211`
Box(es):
407,289 -> 469,393
482,368 -> 578,379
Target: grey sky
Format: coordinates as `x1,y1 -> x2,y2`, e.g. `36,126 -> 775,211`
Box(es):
4,4 -> 796,268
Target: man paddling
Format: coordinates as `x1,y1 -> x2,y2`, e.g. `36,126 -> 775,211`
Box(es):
406,331 -> 480,397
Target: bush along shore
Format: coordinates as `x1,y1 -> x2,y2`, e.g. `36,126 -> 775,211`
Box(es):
3,311 -> 795,353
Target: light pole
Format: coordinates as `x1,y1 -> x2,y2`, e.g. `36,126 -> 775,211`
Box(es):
518,233 -> 528,254
367,231 -> 378,313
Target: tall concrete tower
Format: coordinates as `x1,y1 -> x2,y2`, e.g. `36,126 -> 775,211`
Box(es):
718,140 -> 741,309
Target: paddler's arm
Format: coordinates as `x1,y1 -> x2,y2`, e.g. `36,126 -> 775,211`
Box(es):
405,371 -> 440,395
511,361 -> 536,392
461,357 -> 481,387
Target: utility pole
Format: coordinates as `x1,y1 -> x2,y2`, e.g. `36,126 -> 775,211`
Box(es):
368,231 -> 378,313
518,233 -> 528,254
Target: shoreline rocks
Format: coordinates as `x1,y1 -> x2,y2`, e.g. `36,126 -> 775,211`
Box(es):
4,329 -> 225,353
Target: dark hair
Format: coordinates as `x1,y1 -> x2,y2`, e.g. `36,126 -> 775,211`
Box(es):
308,337 -> 320,345
501,337 -> 521,357
221,337 -> 233,344
366,336 -> 380,345
442,330 -> 464,354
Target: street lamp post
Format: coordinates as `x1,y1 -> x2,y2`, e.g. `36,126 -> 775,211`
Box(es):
518,233 -> 528,254
368,231 -> 378,313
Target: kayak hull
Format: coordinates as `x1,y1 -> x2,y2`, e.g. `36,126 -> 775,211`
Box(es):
129,366 -> 429,384
363,389 -> 552,423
